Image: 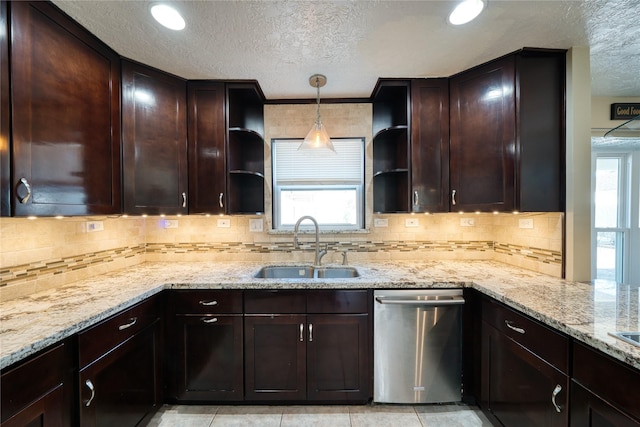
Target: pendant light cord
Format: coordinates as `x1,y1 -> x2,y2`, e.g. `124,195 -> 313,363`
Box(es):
315,76 -> 321,125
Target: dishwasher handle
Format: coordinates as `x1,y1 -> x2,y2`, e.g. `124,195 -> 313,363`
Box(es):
375,296 -> 464,306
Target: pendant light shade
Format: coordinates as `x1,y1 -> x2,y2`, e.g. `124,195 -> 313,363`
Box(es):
299,74 -> 336,153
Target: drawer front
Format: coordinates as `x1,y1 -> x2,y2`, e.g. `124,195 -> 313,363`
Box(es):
306,289 -> 370,314
169,290 -> 242,314
78,296 -> 160,368
244,290 -> 306,314
573,342 -> 640,422
482,298 -> 568,372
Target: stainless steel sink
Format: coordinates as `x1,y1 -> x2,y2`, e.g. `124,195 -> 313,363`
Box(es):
315,267 -> 360,278
254,266 -> 314,279
610,331 -> 640,347
254,266 -> 359,279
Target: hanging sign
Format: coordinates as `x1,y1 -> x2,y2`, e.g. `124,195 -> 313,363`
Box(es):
610,103 -> 640,120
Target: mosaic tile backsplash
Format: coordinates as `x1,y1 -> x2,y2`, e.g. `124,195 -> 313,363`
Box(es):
0,212 -> 563,301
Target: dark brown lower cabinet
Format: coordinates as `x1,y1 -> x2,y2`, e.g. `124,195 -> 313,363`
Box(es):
244,290 -> 371,403
168,314 -> 244,401
571,342 -> 640,426
1,340 -> 73,427
570,381 -> 640,427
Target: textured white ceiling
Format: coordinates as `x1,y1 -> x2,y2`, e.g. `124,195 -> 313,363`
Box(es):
52,0 -> 640,99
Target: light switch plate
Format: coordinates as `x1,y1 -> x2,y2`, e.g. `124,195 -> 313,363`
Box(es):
405,218 -> 419,227
86,221 -> 104,232
217,219 -> 231,228
163,219 -> 178,229
249,218 -> 263,232
460,218 -> 475,227
519,218 -> 534,229
374,218 -> 388,227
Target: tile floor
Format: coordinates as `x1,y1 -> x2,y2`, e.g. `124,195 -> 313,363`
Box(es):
147,403 -> 494,427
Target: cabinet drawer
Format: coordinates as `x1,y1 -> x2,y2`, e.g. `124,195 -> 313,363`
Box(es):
244,290 -> 306,314
573,342 -> 640,422
307,290 -> 370,314
482,298 -> 568,372
169,290 -> 242,314
78,296 -> 160,368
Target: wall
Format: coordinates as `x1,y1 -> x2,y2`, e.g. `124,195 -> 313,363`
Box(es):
0,103 -> 564,302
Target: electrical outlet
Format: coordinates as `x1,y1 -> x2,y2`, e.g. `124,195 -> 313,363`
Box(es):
86,221 -> 104,232
249,218 -> 263,232
519,218 -> 534,229
163,219 -> 178,229
217,218 -> 230,228
374,218 -> 388,227
460,218 -> 475,227
405,218 -> 419,227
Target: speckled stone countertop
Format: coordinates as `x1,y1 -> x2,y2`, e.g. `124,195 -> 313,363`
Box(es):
1,260 -> 639,372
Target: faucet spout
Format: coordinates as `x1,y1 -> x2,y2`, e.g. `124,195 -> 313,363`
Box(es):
293,215 -> 323,266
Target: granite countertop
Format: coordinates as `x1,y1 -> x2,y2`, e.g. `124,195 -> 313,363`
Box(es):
1,260 -> 639,371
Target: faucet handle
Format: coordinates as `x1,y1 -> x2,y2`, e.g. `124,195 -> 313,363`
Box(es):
341,250 -> 348,265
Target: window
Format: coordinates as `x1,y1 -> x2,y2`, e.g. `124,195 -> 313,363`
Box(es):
592,151 -> 640,284
272,138 -> 365,230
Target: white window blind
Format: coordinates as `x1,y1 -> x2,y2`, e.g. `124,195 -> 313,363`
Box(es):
272,138 -> 365,230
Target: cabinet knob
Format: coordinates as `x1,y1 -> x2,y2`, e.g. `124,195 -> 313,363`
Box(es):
309,323 -> 313,342
505,320 -> 525,334
202,317 -> 218,324
17,178 -> 32,204
299,323 -> 304,342
118,317 -> 137,331
451,189 -> 457,206
199,300 -> 218,306
413,191 -> 419,207
219,192 -> 224,208
181,192 -> 187,208
85,379 -> 95,407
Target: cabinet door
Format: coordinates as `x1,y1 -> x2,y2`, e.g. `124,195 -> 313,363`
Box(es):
570,381 -> 640,427
306,314 -> 370,402
122,60 -> 187,215
0,0 -> 9,217
169,314 -> 243,401
450,56 -> 516,212
410,79 -> 449,213
481,321 -> 568,427
244,315 -> 306,401
187,81 -> 227,214
1,341 -> 72,427
10,1 -> 121,216
79,323 -> 161,427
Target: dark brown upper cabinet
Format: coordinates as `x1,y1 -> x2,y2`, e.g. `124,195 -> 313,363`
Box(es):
371,79 -> 449,214
450,48 -> 565,212
8,1 -> 121,217
122,60 -> 188,215
1,1 -> 9,217
187,81 -> 264,215
226,82 -> 265,214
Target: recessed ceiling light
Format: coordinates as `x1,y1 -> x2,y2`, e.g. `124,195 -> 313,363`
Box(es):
150,4 -> 186,31
448,0 -> 485,25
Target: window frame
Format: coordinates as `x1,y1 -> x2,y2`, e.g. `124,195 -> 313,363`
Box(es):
271,137 -> 366,231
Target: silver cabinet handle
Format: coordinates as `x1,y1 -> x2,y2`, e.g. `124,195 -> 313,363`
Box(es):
309,323 -> 313,342
551,384 -> 563,413
299,323 -> 304,342
182,192 -> 187,208
505,320 -> 525,334
199,300 -> 218,306
452,189 -> 457,206
375,296 -> 464,306
202,317 -> 218,324
413,190 -> 419,206
219,192 -> 224,208
17,178 -> 32,204
85,379 -> 95,407
118,317 -> 137,331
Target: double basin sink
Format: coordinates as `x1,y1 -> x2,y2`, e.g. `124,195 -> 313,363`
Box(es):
255,265 -> 360,279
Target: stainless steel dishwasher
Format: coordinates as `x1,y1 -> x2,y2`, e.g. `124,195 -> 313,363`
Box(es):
373,289 -> 464,404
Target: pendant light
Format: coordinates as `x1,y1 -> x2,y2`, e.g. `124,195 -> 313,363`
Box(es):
298,74 -> 336,153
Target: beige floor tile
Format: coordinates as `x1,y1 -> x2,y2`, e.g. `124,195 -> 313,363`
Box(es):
281,405 -> 351,427
147,405 -> 218,427
349,404 -> 423,427
209,405 -> 283,427
415,404 -> 493,427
